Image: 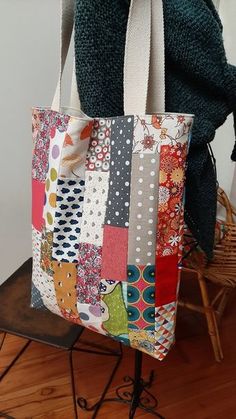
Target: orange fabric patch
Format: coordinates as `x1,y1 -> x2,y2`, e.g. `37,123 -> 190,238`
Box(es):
53,261 -> 79,318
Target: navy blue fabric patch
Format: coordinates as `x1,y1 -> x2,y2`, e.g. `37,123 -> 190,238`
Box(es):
52,177 -> 85,263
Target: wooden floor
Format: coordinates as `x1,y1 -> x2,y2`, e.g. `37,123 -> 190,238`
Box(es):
1,275 -> 236,419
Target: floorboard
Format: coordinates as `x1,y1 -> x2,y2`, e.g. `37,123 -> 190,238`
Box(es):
0,273 -> 236,419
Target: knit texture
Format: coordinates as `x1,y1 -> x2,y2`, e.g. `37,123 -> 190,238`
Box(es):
74,0 -> 236,258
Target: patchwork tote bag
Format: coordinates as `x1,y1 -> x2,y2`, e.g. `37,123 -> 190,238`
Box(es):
31,0 -> 194,361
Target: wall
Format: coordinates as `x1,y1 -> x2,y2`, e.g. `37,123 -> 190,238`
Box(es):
212,0 -> 236,203
0,0 -> 73,283
0,0 -> 235,283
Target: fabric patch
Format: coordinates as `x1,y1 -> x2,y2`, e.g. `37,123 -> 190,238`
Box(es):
77,303 -> 106,335
40,226 -> 53,276
102,282 -> 128,337
177,204 -> 185,264
86,118 -> 111,171
128,154 -> 159,265
155,255 -> 179,306
155,302 -> 176,361
156,143 -> 188,257
121,282 -> 128,308
127,265 -> 155,330
31,283 -> 46,310
43,129 -> 67,231
52,261 -> 79,319
101,226 -> 128,281
59,117 -> 92,179
52,177 -> 85,263
99,279 -> 117,295
77,243 -> 102,305
32,109 -> 49,181
40,272 -> 62,317
133,114 -> 193,154
79,171 -> 109,246
32,227 -> 44,302
32,109 -> 69,181
32,108 -> 45,146
129,330 -> 155,355
105,116 -> 133,227
32,179 -> 45,231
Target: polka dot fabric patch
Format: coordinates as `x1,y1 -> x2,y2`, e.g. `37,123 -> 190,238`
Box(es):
128,154 -> 160,265
52,177 -> 85,263
43,129 -> 67,231
105,116 -> 133,228
76,302 -> 106,335
32,109 -> 193,362
79,171 -> 109,246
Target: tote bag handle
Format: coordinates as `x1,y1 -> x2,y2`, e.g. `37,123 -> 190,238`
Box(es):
124,0 -> 165,115
51,0 -> 80,112
51,0 -> 165,115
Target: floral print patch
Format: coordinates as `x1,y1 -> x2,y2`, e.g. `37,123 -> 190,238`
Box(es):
86,118 -> 111,172
77,243 -> 102,305
133,114 -> 192,154
32,109 -> 69,182
156,142 -> 188,257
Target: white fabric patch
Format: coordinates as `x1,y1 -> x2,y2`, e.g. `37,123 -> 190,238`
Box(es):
32,227 -> 44,291
43,130 -> 66,231
80,171 -> 109,246
59,117 -> 91,179
40,272 -> 63,317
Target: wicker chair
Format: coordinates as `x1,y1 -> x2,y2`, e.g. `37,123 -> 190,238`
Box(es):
180,187 -> 236,362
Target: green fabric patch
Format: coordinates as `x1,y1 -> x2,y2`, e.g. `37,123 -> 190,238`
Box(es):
103,283 -> 128,336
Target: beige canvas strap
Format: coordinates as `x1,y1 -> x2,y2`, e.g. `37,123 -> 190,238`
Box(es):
124,0 -> 165,115
124,0 -> 152,116
51,0 -> 80,112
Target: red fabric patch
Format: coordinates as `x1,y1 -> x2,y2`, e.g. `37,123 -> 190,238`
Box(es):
32,179 -> 45,231
101,226 -> 128,281
155,254 -> 179,306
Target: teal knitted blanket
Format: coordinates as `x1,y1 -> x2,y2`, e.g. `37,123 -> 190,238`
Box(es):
74,0 -> 236,257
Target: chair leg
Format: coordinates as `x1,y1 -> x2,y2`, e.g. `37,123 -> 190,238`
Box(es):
0,332 -> 7,351
215,287 -> 234,320
197,273 -> 223,362
68,349 -> 78,419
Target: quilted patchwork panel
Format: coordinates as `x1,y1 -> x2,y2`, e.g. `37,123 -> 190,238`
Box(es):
32,110 -> 193,361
